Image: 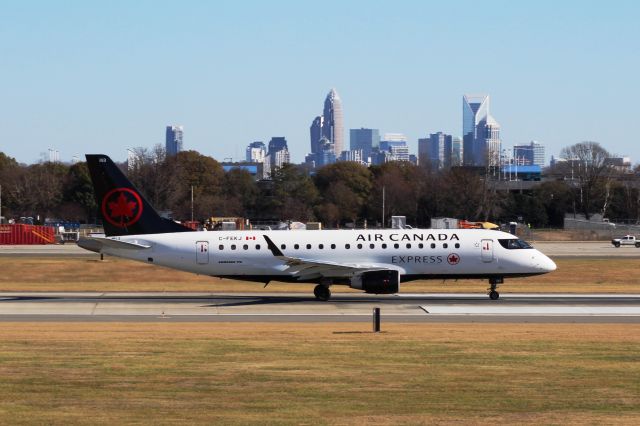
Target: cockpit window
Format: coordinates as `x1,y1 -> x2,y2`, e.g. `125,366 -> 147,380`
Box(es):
498,239 -> 533,249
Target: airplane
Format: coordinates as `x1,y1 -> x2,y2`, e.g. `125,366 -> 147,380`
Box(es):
78,154 -> 557,301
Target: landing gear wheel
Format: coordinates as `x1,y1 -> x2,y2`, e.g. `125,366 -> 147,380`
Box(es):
314,284 -> 331,301
488,277 -> 503,300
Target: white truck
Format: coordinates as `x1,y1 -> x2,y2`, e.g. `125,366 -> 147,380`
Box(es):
611,235 -> 640,248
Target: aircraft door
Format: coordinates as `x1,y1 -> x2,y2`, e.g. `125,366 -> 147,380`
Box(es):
196,241 -> 209,264
481,239 -> 494,262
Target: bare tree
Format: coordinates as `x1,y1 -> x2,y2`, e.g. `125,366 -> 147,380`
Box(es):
559,141 -> 612,220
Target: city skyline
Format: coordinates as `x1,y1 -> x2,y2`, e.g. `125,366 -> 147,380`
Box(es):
2,2 -> 639,165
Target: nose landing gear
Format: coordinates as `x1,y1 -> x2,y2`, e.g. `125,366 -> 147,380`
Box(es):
488,277 -> 503,300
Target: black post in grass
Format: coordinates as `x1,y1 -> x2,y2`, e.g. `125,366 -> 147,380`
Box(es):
373,307 -> 381,332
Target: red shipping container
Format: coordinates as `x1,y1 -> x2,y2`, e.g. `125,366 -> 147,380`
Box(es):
0,224 -> 55,245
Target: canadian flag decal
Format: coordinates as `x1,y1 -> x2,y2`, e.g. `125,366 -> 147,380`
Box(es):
245,236 -> 256,240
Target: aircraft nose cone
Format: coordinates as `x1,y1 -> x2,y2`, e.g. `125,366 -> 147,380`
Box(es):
539,255 -> 557,272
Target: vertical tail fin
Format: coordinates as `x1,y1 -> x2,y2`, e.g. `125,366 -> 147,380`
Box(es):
85,154 -> 193,236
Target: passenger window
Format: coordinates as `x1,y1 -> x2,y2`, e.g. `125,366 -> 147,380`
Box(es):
219,245 -> 224,250
281,244 -> 286,250
231,244 -> 236,250
357,244 -> 363,249
394,243 -> 399,249
406,243 -> 411,249
418,243 -> 423,249
255,244 -> 261,250
431,243 -> 436,249
294,244 -> 299,249
306,244 -> 311,249
455,243 -> 460,249
331,244 -> 336,249
382,243 -> 387,249
345,244 -> 351,249
369,244 -> 375,249
443,243 -> 448,249
243,244 -> 248,250
319,244 -> 324,249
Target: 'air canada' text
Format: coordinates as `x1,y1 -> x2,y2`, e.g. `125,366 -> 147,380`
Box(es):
355,233 -> 459,242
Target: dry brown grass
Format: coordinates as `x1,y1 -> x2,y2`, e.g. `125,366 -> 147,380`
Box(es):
0,323 -> 638,424
0,256 -> 638,293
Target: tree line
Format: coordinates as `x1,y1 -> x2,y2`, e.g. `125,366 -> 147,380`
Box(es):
1,142 -> 639,228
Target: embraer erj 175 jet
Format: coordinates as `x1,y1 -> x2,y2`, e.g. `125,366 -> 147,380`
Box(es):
79,154 -> 556,300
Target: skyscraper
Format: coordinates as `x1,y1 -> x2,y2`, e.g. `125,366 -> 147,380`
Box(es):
322,88 -> 344,156
462,94 -> 501,167
350,128 -> 380,162
476,115 -> 501,167
514,141 -> 545,166
380,133 -> 410,162
451,136 -> 462,166
309,116 -> 323,155
267,137 -> 290,170
418,132 -> 455,169
246,141 -> 266,163
316,137 -> 336,167
165,125 -> 183,156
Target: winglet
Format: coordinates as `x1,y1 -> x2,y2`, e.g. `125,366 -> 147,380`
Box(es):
263,235 -> 285,257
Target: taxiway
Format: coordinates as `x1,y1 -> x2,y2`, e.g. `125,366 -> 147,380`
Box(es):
0,292 -> 639,323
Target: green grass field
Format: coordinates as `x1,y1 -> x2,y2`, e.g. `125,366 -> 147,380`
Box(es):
0,323 -> 639,425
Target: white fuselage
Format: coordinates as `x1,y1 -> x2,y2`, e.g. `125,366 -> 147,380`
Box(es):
99,229 -> 556,285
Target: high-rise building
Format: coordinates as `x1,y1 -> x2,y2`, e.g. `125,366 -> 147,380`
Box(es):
339,149 -> 364,164
513,141 -> 545,166
309,116 -> 323,155
126,149 -> 139,171
380,134 -> 410,162
316,137 -> 336,167
268,137 -> 288,155
246,141 -> 266,163
350,128 -> 380,163
267,137 -> 290,171
418,132 -> 458,169
165,125 -> 183,156
451,136 -> 462,166
476,115 -> 501,167
462,94 -> 501,167
322,88 -> 344,156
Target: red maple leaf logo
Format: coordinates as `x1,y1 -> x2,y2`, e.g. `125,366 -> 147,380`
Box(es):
447,253 -> 460,265
101,188 -> 143,228
108,193 -> 137,221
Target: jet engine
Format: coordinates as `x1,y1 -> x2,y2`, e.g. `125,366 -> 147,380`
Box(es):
350,270 -> 399,294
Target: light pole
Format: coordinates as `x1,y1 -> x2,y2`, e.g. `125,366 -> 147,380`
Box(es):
381,186 -> 385,229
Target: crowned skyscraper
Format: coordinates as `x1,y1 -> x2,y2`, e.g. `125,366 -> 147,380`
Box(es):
321,88 -> 344,156
462,94 -> 500,167
307,88 -> 344,166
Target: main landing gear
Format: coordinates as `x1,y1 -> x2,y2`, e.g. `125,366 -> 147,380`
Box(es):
488,277 -> 503,300
314,280 -> 332,301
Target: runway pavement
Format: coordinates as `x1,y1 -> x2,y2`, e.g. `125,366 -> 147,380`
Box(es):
1,240 -> 639,258
1,292 -> 639,323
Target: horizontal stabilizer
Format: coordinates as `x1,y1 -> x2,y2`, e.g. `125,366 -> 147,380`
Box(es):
78,236 -> 151,253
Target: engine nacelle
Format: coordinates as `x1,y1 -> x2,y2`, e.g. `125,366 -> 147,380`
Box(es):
350,270 -> 399,294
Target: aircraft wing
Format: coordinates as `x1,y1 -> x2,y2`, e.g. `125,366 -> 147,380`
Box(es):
78,236 -> 151,253
262,235 -> 390,280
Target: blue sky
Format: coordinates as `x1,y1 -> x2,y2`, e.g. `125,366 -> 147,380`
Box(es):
1,1 -> 639,164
